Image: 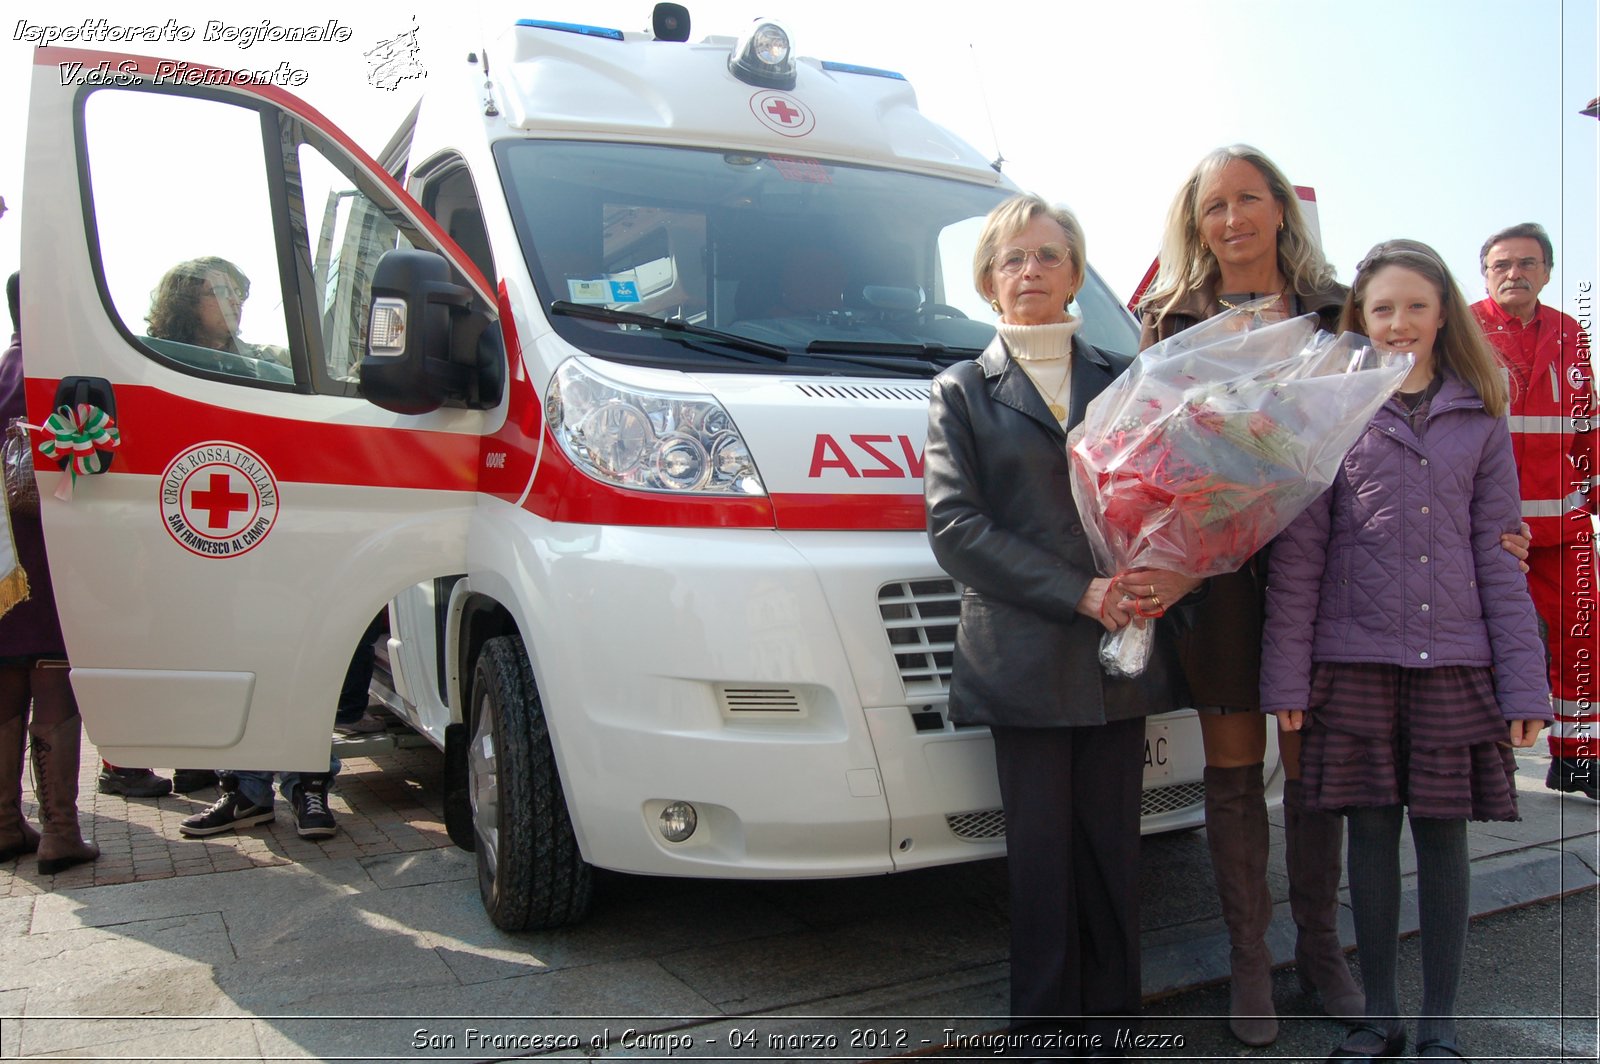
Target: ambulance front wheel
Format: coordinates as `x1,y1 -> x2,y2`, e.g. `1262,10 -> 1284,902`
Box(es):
468,634 -> 593,930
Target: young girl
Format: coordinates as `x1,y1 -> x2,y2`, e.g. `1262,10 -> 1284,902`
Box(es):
1260,239 -> 1550,1061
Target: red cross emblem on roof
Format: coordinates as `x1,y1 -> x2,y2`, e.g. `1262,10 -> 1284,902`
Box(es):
750,91 -> 815,138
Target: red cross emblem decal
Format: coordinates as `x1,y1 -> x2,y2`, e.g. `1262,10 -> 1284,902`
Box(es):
764,98 -> 801,125
750,91 -> 815,138
189,472 -> 250,530
160,443 -> 280,558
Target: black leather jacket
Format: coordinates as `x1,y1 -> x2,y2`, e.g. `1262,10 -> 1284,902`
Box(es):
925,334 -> 1184,728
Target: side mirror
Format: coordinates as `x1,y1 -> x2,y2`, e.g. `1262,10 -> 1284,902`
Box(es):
359,249 -> 504,415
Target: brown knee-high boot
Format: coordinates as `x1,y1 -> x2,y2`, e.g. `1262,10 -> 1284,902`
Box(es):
1204,763 -> 1277,1046
29,714 -> 99,875
0,714 -> 41,862
1283,779 -> 1362,1020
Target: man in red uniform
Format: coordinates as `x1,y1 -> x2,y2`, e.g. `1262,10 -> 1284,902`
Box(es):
1472,223 -> 1596,799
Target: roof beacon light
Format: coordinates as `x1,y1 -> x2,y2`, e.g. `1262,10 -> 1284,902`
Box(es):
729,18 -> 795,90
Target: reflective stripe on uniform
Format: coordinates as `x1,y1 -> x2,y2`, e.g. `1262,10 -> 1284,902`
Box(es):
1506,414 -> 1591,433
1523,493 -> 1592,518
1550,718 -> 1596,741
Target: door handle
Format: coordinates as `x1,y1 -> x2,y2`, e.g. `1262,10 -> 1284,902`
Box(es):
48,376 -> 118,475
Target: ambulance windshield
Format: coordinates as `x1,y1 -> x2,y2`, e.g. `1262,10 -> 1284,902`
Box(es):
496,141 -> 1137,374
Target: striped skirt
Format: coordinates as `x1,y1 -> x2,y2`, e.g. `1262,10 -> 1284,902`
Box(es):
1297,661 -> 1520,821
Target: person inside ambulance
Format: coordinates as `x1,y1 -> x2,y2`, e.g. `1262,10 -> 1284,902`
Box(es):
144,256 -> 291,382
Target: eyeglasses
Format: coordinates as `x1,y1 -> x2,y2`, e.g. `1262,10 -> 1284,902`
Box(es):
993,244 -> 1070,275
1486,257 -> 1545,276
206,280 -> 249,300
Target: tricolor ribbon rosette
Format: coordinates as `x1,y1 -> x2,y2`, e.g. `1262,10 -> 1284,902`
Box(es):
1068,302 -> 1412,677
36,403 -> 122,501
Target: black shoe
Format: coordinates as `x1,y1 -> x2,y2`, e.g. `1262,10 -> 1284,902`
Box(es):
96,766 -> 173,798
1415,1038 -> 1468,1059
1327,1024 -> 1405,1060
179,791 -> 274,837
172,768 -> 222,794
1546,757 -> 1598,800
292,777 -> 338,839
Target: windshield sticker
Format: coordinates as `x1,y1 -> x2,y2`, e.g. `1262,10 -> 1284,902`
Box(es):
567,278 -> 642,304
159,442 -> 279,559
750,91 -> 815,138
770,155 -> 831,184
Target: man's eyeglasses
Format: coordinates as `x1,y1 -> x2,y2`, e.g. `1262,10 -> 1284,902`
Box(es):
1486,257 -> 1545,276
993,244 -> 1070,275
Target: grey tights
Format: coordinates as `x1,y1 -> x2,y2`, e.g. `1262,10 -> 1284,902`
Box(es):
1344,804 -> 1470,1046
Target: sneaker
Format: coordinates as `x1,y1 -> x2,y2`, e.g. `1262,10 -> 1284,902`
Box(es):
333,711 -> 390,737
179,791 -> 275,837
97,766 -> 173,798
292,778 -> 338,839
1547,757 -> 1599,800
171,768 -> 222,794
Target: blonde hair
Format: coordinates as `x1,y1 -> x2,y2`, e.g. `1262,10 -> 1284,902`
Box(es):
1139,145 -> 1335,322
1340,239 -> 1508,418
971,193 -> 1085,306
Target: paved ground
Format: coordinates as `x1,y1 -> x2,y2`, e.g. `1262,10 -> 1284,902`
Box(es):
0,726 -> 1595,1062
1,726 -> 451,899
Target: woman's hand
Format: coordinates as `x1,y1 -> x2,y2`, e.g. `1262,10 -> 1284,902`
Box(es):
1118,567 -> 1203,618
1275,709 -> 1306,732
1077,577 -> 1133,633
1500,522 -> 1532,574
1508,719 -> 1545,748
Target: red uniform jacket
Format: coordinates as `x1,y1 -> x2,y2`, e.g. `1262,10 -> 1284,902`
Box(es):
1472,297 -> 1594,545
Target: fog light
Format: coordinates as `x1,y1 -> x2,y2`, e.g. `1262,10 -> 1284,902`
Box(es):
659,801 -> 698,842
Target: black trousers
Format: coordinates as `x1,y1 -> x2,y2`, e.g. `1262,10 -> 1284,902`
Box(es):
991,717 -> 1145,1044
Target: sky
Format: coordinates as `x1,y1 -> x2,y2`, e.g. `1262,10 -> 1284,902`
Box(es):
2,0 -> 1596,326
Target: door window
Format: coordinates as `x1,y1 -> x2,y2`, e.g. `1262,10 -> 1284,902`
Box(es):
82,89 -> 295,386
81,87 -> 423,396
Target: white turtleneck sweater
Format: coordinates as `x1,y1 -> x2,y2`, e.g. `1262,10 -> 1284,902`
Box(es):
998,318 -> 1079,425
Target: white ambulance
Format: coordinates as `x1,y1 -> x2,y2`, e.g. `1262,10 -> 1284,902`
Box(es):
23,10 -> 1227,929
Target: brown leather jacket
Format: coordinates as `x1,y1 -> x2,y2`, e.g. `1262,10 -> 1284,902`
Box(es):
1138,279 -> 1348,708
925,334 -> 1184,727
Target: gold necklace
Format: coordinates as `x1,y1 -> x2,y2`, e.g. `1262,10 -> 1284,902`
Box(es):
1217,291 -> 1288,314
1015,360 -> 1070,420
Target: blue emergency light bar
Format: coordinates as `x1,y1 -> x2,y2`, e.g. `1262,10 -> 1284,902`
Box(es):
820,60 -> 906,81
516,19 -> 625,41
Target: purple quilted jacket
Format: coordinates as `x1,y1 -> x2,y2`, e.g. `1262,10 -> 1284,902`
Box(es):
1261,373 -> 1551,722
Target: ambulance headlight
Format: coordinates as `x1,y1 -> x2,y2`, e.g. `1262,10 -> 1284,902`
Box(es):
730,19 -> 796,89
548,359 -> 767,496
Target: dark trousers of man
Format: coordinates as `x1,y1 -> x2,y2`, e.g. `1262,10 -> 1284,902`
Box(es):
991,717 -> 1144,1051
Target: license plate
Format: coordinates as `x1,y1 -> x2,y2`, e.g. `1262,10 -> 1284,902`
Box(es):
1143,722 -> 1172,783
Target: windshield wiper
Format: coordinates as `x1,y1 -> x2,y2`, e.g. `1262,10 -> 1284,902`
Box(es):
550,301 -> 790,362
805,339 -> 980,365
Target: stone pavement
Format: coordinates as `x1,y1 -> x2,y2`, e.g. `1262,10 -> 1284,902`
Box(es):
1,727 -> 452,900
0,730 -> 1595,1062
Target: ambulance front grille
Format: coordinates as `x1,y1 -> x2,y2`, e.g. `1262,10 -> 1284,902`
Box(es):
947,783 -> 1207,842
877,579 -> 960,705
718,686 -> 803,715
795,383 -> 932,402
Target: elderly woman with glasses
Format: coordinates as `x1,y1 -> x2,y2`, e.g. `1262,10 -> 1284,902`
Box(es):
925,193 -> 1188,1053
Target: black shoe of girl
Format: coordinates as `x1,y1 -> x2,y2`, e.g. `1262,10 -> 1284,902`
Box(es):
1327,1023 -> 1405,1060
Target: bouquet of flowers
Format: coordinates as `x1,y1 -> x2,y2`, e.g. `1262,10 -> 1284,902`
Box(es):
1068,302 -> 1411,676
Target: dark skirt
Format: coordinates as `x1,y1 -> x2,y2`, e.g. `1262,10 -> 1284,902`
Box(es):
1298,661 -> 1519,821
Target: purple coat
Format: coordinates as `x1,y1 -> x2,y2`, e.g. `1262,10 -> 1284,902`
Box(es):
0,334 -> 66,658
1261,373 -> 1550,722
